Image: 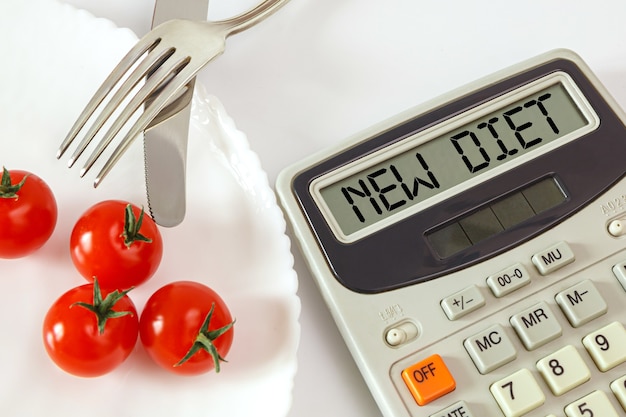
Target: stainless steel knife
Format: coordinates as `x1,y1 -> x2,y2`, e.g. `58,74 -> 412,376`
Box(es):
144,0 -> 210,227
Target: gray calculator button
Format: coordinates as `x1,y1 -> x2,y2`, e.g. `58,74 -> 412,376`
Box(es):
612,261 -> 626,291
510,302 -> 562,350
441,285 -> 485,320
429,400 -> 476,417
487,263 -> 531,297
531,241 -> 575,275
555,280 -> 607,328
464,324 -> 517,374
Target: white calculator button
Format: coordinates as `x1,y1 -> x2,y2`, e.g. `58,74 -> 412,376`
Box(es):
610,375 -> 626,411
536,345 -> 590,396
486,263 -> 531,297
441,285 -> 485,320
429,400 -> 476,417
611,261 -> 626,291
464,324 -> 517,374
583,321 -> 626,371
555,280 -> 607,328
510,301 -> 562,350
531,241 -> 575,275
564,390 -> 619,417
490,368 -> 545,417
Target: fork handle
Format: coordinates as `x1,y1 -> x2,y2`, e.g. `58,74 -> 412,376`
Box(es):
214,0 -> 290,36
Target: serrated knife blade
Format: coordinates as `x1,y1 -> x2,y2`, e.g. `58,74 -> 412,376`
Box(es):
144,0 -> 210,227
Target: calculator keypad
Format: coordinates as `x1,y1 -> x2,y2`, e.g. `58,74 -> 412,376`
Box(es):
404,242 -> 626,417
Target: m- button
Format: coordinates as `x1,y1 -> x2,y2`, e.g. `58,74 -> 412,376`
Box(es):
555,280 -> 607,327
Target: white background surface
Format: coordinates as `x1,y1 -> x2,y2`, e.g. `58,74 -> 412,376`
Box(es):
55,1 -> 626,416
0,1 -> 298,415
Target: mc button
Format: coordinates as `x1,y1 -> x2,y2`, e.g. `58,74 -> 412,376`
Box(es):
464,324 -> 517,374
402,354 -> 456,406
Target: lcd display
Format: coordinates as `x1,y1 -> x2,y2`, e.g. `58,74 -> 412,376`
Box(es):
317,81 -> 588,238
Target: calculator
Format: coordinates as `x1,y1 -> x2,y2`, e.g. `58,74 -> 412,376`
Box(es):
276,49 -> 626,417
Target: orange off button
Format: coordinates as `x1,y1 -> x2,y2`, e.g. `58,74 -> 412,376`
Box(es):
401,354 -> 456,406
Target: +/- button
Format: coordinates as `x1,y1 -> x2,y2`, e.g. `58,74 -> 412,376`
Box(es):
441,285 -> 485,320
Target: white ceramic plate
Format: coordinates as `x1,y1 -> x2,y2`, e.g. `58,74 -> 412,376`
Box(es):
0,0 -> 300,415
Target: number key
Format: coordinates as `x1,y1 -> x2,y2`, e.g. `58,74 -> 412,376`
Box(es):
536,345 -> 590,396
610,375 -> 626,412
583,321 -> 626,371
564,390 -> 619,417
490,368 -> 545,417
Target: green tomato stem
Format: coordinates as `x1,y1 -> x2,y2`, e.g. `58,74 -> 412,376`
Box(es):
0,167 -> 28,199
174,303 -> 235,373
120,204 -> 153,248
72,278 -> 135,334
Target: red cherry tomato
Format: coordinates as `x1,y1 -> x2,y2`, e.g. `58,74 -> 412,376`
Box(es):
0,167 -> 57,258
42,280 -> 139,377
70,200 -> 163,290
139,281 -> 235,375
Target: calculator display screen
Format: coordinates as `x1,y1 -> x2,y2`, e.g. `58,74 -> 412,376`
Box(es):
288,55 -> 626,292
316,80 -> 589,240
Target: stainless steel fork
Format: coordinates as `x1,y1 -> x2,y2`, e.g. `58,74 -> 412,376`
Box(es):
57,0 -> 290,187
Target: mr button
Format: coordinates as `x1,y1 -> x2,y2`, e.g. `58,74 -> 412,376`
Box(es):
402,354 -> 456,406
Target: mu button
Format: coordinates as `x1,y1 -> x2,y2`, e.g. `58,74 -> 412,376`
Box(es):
401,354 -> 456,406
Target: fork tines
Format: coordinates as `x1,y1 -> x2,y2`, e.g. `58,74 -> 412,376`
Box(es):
57,31 -> 190,187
